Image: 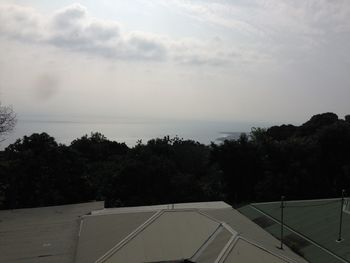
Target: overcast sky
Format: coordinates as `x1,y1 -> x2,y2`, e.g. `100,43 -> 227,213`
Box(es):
1,0 -> 350,123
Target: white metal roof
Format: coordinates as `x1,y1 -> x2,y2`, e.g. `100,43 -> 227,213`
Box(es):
0,201 -> 309,263
75,202 -> 307,263
90,201 -> 231,216
100,210 -> 224,263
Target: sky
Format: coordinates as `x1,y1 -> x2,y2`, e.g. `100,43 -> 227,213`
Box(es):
0,0 -> 350,124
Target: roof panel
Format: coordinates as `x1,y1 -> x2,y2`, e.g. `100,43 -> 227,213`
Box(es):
195,228 -> 232,263
0,202 -> 104,263
103,211 -> 220,263
75,211 -> 156,263
224,239 -> 290,263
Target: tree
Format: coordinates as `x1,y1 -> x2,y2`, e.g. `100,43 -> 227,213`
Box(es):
298,112 -> 338,137
2,133 -> 91,209
211,134 -> 262,204
345,115 -> 350,124
0,102 -> 16,142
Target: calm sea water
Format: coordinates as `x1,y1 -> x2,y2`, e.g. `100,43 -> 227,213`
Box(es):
1,117 -> 273,149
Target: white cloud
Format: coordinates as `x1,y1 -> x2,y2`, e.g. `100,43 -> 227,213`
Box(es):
0,3 -> 247,65
1,1 -> 349,79
159,0 -> 263,35
0,4 -> 44,41
0,4 -> 165,61
52,3 -> 87,30
160,0 -> 350,50
164,0 -> 350,33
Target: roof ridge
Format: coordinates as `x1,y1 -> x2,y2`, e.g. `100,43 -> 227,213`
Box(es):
95,209 -> 225,263
95,210 -> 163,263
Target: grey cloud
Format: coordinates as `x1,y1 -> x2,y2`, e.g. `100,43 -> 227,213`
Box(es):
0,3 -> 237,65
162,0 -> 350,56
47,4 -> 124,58
52,3 -> 87,29
51,5 -> 120,41
0,5 -> 43,41
86,22 -> 120,41
2,1 -> 350,68
49,4 -> 166,61
0,4 -> 167,61
125,34 -> 167,60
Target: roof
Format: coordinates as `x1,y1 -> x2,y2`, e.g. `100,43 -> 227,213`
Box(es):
345,198 -> 350,213
89,201 -> 231,215
239,198 -> 350,263
0,201 -> 104,263
75,202 -> 308,263
0,200 -> 309,263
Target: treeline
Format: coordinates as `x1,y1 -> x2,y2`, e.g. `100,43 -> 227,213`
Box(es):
0,112 -> 350,209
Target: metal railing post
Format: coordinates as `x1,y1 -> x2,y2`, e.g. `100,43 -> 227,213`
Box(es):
280,195 -> 285,249
337,189 -> 346,242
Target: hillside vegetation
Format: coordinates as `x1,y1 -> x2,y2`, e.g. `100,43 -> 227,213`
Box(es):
1,112 -> 350,209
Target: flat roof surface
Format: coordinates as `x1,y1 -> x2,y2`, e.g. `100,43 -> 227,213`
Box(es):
224,238 -> 290,263
1,201 -> 309,263
76,202 -> 307,263
239,199 -> 350,263
90,201 -> 231,216
103,211 -> 221,263
75,211 -> 156,263
0,202 -> 104,263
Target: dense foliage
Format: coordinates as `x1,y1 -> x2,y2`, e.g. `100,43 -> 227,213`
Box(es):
1,112 -> 350,209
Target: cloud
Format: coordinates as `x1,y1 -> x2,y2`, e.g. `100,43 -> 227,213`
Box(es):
52,3 -> 87,30
4,1 -> 348,68
162,0 -> 350,34
49,4 -> 167,61
0,4 -> 44,41
160,0 -> 350,50
0,3 -> 238,65
159,0 -> 263,35
0,4 -> 167,61
124,32 -> 167,60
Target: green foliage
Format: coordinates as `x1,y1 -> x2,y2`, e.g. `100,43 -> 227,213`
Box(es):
2,133 -> 90,208
104,136 -> 221,207
0,112 -> 350,209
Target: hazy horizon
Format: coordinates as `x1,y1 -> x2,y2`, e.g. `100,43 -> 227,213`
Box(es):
1,1 -> 350,137
1,114 -> 278,149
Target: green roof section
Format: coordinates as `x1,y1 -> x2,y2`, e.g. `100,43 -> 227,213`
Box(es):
238,198 -> 350,263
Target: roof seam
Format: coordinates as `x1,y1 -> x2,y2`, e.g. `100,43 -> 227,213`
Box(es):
215,233 -> 239,263
95,210 -> 163,263
190,224 -> 225,261
95,209 -> 226,263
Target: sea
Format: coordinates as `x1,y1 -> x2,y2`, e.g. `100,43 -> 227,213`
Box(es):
0,116 -> 274,149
